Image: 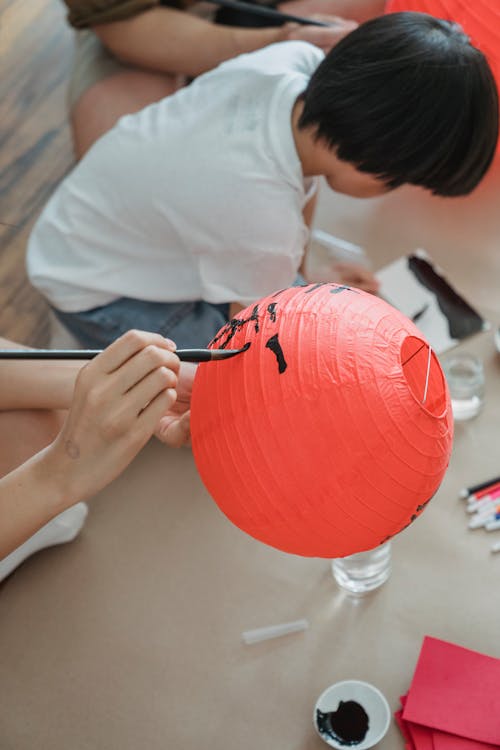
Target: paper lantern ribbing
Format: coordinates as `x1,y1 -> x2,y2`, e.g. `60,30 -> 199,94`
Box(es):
386,0 -> 500,160
191,284 -> 453,558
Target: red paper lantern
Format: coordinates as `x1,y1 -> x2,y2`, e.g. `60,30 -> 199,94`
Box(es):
386,1 -> 500,159
191,284 -> 453,558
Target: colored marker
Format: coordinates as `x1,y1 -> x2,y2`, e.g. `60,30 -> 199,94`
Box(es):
467,488 -> 500,513
469,504 -> 500,529
469,509 -> 500,529
467,481 -> 500,503
459,474 -> 500,499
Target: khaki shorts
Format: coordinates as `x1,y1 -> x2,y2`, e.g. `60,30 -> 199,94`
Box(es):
64,0 -> 161,29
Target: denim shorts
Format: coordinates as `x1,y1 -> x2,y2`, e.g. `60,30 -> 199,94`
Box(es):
53,297 -> 231,349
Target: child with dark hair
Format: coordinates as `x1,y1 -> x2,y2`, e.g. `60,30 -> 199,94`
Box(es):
27,13 -> 498,350
298,12 -> 498,196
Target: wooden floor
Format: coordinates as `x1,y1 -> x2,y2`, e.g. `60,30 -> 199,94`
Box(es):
0,0 -> 75,345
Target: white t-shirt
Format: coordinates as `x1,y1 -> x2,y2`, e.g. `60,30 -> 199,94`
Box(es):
27,41 -> 324,312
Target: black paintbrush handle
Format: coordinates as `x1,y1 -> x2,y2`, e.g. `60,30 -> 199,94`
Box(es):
0,346 -> 248,363
162,0 -> 330,26
0,350 -> 103,360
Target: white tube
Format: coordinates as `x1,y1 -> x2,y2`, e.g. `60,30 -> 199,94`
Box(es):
311,230 -> 369,265
242,618 -> 309,645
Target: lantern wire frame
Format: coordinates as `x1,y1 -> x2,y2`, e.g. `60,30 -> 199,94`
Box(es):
400,336 -> 446,416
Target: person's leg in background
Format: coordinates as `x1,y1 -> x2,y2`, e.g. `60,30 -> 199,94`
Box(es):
69,30 -> 180,160
65,0 -> 364,158
0,409 -> 88,582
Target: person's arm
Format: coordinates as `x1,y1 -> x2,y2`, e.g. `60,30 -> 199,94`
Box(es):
0,330 -> 180,558
93,6 -> 356,77
0,337 -> 82,411
299,195 -> 380,292
299,186 -> 318,276
278,0 -> 386,23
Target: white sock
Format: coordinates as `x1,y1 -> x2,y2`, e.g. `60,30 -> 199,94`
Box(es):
0,502 -> 88,583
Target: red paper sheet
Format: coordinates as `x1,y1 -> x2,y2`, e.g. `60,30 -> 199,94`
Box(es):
395,710 -> 416,750
402,636 -> 500,745
398,721 -> 499,750
406,721 -> 434,750
432,729 -> 498,750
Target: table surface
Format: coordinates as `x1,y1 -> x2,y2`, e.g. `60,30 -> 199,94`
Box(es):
2,174 -> 500,750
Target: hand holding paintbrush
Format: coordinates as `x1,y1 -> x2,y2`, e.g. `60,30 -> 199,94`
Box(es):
0,331 -> 196,558
0,338 -> 251,452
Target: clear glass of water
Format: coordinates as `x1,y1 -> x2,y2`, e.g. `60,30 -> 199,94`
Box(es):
442,353 -> 484,421
331,541 -> 391,595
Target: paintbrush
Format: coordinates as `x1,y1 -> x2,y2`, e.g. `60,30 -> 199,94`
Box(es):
161,0 -> 331,26
0,343 -> 250,363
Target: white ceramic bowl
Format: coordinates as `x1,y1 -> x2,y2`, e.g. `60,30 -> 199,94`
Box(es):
313,680 -> 391,749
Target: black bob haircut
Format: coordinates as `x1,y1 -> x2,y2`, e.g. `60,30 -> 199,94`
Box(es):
298,11 -> 499,196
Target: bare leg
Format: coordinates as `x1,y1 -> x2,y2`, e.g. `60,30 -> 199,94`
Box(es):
0,409 -> 88,581
278,0 -> 386,21
71,68 -> 180,160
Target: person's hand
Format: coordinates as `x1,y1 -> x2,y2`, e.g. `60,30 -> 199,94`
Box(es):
155,301 -> 247,448
305,253 -> 380,293
154,361 -> 196,448
331,261 -> 380,293
46,330 -> 181,504
283,16 -> 357,54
